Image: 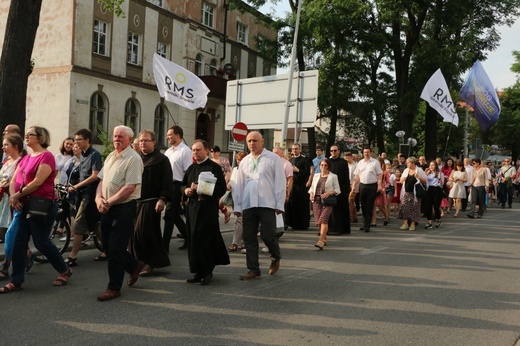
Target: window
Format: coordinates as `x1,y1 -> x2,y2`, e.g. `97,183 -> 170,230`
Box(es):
237,23 -> 248,45
124,98 -> 140,134
154,104 -> 167,146
195,54 -> 203,76
89,92 -> 108,143
127,32 -> 141,65
210,59 -> 217,75
157,42 -> 168,59
201,2 -> 214,28
93,19 -> 109,56
147,0 -> 162,6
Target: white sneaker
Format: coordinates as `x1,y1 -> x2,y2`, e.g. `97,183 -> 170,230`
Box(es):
261,247 -> 269,253
241,248 -> 247,254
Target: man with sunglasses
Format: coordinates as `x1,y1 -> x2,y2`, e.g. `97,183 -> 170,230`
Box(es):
467,159 -> 491,219
497,158 -> 516,209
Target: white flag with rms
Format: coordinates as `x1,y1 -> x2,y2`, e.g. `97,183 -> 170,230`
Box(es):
153,53 -> 210,110
420,68 -> 458,126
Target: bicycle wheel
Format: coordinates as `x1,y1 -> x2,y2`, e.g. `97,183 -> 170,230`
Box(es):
93,235 -> 104,253
35,217 -> 71,263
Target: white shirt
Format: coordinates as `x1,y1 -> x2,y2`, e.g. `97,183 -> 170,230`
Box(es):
348,161 -> 357,182
354,157 -> 382,184
464,165 -> 473,187
233,148 -> 286,213
164,141 -> 193,182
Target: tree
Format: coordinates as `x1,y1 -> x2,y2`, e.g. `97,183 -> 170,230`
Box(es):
0,0 -> 42,132
0,0 -> 124,133
488,51 -> 520,159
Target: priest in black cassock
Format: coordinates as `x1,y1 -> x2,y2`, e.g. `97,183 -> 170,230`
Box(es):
182,139 -> 230,286
285,143 -> 313,230
131,130 -> 173,277
328,144 -> 351,235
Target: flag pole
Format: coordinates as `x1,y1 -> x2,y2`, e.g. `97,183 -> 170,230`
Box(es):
281,0 -> 303,151
463,105 -> 469,159
442,119 -> 454,159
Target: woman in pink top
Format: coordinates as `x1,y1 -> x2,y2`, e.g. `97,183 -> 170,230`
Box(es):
0,126 -> 72,293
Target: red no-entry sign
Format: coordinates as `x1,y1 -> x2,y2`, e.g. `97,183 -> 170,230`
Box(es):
231,122 -> 248,141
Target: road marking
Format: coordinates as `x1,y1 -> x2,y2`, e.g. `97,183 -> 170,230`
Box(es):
358,246 -> 388,255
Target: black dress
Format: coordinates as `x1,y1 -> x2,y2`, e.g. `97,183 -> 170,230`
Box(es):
182,158 -> 230,276
131,149 -> 173,268
286,155 -> 312,230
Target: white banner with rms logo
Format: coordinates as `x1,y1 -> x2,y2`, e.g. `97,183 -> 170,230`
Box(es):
153,53 -> 210,110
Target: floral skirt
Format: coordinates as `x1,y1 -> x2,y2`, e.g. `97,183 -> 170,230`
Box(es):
312,200 -> 333,225
398,192 -> 421,223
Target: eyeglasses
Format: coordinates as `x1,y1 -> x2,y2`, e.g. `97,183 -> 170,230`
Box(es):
139,139 -> 153,143
74,138 -> 84,142
330,149 -> 338,152
25,133 -> 38,137
210,150 -> 214,152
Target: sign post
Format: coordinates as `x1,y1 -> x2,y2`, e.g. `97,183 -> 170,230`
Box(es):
229,122 -> 248,169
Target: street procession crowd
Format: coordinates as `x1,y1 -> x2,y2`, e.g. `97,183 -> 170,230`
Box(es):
0,123 -> 518,301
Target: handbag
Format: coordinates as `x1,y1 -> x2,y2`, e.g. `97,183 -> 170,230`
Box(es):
219,190 -> 233,207
322,195 -> 337,206
414,181 -> 427,199
27,196 -> 53,222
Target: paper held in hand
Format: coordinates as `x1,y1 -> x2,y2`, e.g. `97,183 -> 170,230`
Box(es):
197,172 -> 217,196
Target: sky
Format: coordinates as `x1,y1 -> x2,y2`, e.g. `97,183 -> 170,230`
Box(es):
259,3 -> 519,90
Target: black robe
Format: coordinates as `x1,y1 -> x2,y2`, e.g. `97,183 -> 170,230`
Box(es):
286,155 -> 312,230
329,157 -> 351,234
182,158 -> 230,275
131,148 -> 173,268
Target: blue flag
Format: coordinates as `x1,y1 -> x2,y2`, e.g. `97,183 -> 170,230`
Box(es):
460,61 -> 501,131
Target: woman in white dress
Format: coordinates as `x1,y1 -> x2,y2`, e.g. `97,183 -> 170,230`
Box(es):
448,161 -> 467,217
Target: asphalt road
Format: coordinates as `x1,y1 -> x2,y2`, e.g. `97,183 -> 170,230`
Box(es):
1,200 -> 520,345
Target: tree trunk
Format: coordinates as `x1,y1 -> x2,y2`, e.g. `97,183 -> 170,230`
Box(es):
0,0 -> 42,133
424,106 -> 438,161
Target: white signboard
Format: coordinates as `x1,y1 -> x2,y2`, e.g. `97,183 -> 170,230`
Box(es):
225,70 -> 319,130
228,141 -> 245,151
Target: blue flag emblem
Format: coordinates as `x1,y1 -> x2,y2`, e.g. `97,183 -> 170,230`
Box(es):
460,61 -> 501,131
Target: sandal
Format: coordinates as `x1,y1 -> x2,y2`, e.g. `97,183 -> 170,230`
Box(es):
64,257 -> 78,267
0,282 -> 21,293
314,241 -> 324,250
399,225 -> 409,230
94,253 -> 108,261
228,244 -> 238,252
224,211 -> 231,224
53,268 -> 73,286
139,267 -> 153,277
26,250 -> 39,273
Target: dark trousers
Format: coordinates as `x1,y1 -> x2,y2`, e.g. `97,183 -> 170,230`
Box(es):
330,188 -> 351,234
163,182 -> 186,251
498,182 -> 514,207
424,186 -> 443,221
242,207 -> 281,275
100,200 -> 139,291
360,183 -> 377,230
468,186 -> 486,217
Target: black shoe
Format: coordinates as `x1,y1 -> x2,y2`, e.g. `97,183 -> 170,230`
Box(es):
467,214 -> 474,219
502,205 -> 505,209
508,205 -> 512,209
477,215 -> 482,218
200,273 -> 213,286
383,220 -> 389,226
425,224 -> 433,230
435,221 -> 442,228
186,274 -> 202,283
276,231 -> 284,239
179,242 -> 188,250
364,228 -> 370,233
359,227 -> 365,231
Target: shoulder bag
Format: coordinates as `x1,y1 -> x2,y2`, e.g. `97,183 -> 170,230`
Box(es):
414,180 -> 427,199
322,195 -> 337,206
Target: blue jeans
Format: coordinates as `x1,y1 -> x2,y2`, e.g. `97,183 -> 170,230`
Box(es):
100,200 -> 139,291
11,201 -> 67,286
